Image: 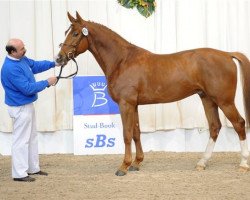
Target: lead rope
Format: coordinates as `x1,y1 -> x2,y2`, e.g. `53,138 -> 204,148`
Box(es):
52,57 -> 79,86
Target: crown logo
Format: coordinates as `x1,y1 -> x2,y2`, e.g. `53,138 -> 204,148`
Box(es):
90,82 -> 107,91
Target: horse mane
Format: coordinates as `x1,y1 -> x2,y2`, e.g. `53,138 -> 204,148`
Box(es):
88,21 -> 134,47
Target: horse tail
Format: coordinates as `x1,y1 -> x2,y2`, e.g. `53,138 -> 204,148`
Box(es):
230,52 -> 250,127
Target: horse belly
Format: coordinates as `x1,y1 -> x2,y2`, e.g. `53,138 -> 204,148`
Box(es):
137,84 -> 196,104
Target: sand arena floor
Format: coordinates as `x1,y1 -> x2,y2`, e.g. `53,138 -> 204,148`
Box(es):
1,152 -> 250,200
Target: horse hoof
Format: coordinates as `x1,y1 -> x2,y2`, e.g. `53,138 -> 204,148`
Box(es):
196,165 -> 205,171
239,166 -> 249,173
128,166 -> 139,171
115,170 -> 126,176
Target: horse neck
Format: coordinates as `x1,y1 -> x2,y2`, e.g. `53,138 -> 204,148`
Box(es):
87,22 -> 132,78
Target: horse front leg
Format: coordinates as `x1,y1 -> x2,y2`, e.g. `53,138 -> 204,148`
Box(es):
115,100 -> 135,176
129,106 -> 144,171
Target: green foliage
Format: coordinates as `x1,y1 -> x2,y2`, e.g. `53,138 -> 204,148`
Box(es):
118,0 -> 156,18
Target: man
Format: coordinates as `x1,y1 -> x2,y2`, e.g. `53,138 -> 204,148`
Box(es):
1,38 -> 59,182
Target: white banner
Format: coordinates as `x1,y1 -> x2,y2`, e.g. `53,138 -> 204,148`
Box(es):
73,76 -> 124,155
74,115 -> 124,155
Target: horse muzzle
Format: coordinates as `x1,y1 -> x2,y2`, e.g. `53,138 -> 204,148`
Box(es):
55,54 -> 69,66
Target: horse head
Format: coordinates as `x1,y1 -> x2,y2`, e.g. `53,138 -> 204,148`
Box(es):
56,12 -> 89,66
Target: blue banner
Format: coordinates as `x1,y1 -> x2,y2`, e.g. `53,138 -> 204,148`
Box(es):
73,76 -> 120,115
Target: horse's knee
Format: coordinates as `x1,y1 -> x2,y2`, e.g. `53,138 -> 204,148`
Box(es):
123,133 -> 133,144
133,134 -> 140,143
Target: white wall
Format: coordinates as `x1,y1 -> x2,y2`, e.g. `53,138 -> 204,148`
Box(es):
1,128 -> 249,155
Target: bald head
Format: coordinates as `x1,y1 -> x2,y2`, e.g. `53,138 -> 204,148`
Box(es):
7,38 -> 23,47
6,38 -> 26,59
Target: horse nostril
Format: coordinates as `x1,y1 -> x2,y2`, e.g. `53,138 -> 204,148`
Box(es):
55,55 -> 62,62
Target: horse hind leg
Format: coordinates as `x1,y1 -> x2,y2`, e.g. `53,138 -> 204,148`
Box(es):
196,96 -> 222,171
219,103 -> 249,172
129,106 -> 144,172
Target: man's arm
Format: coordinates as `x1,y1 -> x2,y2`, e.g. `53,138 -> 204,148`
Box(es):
8,67 -> 57,95
24,57 -> 56,74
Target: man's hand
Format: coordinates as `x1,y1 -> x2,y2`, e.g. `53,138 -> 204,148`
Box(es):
47,77 -> 58,86
55,61 -> 61,67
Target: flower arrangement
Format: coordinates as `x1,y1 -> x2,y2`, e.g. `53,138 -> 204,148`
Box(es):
118,0 -> 156,18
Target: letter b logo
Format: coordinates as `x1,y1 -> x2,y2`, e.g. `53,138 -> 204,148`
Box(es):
94,134 -> 107,147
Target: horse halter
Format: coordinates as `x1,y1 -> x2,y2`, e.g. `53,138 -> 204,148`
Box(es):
53,27 -> 88,86
53,48 -> 79,86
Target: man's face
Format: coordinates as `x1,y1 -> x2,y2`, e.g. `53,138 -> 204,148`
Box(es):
12,41 -> 26,59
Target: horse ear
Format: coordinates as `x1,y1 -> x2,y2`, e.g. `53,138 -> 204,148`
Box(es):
76,11 -> 85,22
67,12 -> 76,23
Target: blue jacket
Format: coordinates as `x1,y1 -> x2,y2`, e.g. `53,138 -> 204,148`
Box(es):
1,56 -> 55,106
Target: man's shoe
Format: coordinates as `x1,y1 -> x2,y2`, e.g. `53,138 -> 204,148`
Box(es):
28,171 -> 48,176
13,176 -> 35,182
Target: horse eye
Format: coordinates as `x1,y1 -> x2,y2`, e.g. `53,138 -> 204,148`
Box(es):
73,32 -> 78,37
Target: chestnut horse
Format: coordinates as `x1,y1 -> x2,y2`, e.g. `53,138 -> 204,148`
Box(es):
56,12 -> 250,176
